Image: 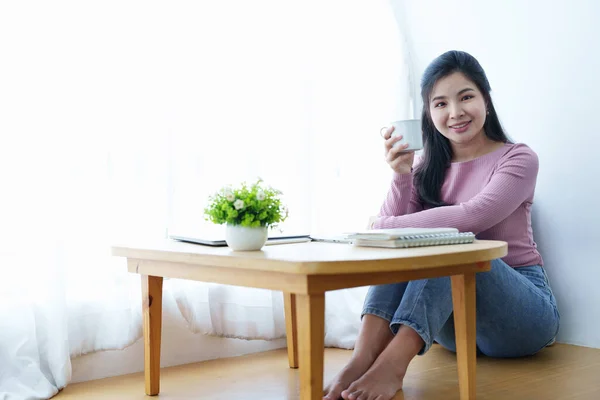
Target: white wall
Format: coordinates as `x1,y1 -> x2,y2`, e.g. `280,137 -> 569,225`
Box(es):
395,0 -> 600,348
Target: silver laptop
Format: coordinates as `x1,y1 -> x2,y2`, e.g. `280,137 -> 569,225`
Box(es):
309,233 -> 353,244
170,233 -> 312,247
169,223 -> 352,247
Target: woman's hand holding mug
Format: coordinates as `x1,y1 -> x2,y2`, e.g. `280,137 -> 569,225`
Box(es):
381,125 -> 415,175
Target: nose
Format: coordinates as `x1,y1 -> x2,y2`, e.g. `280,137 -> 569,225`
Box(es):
449,102 -> 465,119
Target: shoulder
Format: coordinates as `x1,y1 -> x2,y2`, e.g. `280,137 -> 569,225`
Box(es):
498,142 -> 539,169
493,143 -> 539,182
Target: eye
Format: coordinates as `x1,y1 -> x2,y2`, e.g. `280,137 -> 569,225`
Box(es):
462,95 -> 474,101
434,102 -> 446,108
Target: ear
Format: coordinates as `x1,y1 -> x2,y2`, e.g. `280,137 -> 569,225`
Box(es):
484,94 -> 494,110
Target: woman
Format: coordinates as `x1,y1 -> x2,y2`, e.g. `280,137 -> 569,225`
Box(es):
323,50 -> 560,400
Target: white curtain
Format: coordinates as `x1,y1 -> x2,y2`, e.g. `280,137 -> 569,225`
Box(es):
0,1 -> 411,399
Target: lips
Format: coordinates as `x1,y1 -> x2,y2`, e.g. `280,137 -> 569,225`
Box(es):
450,121 -> 470,129
449,120 -> 471,133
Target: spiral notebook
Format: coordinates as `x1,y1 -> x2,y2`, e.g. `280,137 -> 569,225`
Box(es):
346,227 -> 476,248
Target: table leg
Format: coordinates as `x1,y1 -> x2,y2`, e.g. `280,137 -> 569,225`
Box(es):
451,272 -> 477,400
296,293 -> 325,400
283,292 -> 299,368
141,275 -> 163,396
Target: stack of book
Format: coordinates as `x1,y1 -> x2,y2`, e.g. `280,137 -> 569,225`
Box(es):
345,227 -> 475,248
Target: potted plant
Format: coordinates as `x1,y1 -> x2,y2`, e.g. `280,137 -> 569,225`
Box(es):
204,179 -> 288,251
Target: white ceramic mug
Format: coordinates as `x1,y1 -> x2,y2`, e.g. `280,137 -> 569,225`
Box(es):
380,119 -> 423,152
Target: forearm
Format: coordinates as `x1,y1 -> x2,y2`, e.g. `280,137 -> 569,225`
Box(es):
378,172 -> 422,217
374,202 -> 499,233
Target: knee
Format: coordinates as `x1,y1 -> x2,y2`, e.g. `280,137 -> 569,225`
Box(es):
475,258 -> 508,283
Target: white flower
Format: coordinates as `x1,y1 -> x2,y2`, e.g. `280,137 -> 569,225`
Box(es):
223,188 -> 235,202
234,199 -> 244,210
256,191 -> 265,201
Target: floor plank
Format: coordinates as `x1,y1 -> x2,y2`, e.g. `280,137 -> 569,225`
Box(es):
54,344 -> 600,400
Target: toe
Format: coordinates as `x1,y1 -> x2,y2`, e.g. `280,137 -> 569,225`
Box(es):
323,383 -> 344,400
348,390 -> 363,400
357,392 -> 370,400
341,382 -> 357,399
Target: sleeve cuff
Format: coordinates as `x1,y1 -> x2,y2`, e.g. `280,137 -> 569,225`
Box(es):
392,171 -> 413,182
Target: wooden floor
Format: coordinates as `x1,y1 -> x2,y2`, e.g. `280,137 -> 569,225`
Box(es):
55,344 -> 600,400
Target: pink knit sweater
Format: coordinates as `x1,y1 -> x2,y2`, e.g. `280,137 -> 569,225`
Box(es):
373,143 -> 543,267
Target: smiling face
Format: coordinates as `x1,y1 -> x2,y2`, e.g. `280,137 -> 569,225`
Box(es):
429,71 -> 488,147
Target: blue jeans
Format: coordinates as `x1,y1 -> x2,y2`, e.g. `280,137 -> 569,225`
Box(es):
362,259 -> 560,357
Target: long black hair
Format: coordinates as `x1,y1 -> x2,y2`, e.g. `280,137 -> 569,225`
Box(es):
413,50 -> 510,207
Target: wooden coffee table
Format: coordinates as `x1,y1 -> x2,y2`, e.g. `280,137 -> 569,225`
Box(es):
112,239 -> 506,400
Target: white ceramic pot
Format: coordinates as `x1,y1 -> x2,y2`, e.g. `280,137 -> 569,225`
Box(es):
225,224 -> 268,251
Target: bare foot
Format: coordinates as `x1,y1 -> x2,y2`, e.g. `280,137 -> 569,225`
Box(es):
324,315 -> 397,399
340,356 -> 405,400
323,355 -> 376,400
